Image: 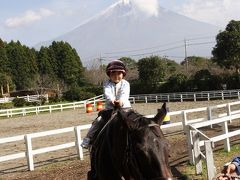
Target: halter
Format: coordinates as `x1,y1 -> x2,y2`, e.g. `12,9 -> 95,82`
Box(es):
122,118 -> 172,180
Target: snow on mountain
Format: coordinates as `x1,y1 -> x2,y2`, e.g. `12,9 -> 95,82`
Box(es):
36,0 -> 220,65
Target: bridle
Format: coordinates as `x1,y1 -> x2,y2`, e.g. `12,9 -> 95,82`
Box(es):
93,109 -> 172,180
121,116 -> 172,180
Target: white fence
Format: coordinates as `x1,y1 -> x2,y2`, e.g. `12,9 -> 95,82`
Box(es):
0,124 -> 91,171
131,89 -> 240,103
189,114 -> 240,180
0,95 -> 104,118
1,89 -> 240,118
0,94 -> 49,104
1,101 -> 240,174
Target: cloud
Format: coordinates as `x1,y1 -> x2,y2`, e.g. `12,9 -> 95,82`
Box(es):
178,0 -> 240,27
131,0 -> 159,17
5,8 -> 54,28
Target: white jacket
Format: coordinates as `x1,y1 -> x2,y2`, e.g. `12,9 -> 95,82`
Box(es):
104,79 -> 131,109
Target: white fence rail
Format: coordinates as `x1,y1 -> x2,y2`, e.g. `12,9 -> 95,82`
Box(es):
0,94 -> 49,104
1,89 -> 240,118
131,89 -> 240,103
189,113 -> 240,180
1,101 -> 240,173
0,124 -> 91,171
0,95 -> 106,118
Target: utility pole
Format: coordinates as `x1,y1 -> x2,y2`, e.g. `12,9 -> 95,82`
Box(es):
99,53 -> 104,85
184,39 -> 188,72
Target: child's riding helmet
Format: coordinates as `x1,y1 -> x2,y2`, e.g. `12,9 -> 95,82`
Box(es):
106,60 -> 126,76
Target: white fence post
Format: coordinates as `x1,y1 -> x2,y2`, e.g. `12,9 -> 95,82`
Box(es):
207,107 -> 213,128
222,91 -> 224,100
167,95 -> 170,102
205,140 -> 216,180
222,121 -> 230,152
207,93 -> 210,101
145,96 -> 147,103
193,94 -> 196,102
191,130 -> 202,175
25,134 -> 34,171
7,110 -> 9,118
155,96 -> 158,103
22,109 -> 26,116
74,126 -> 84,160
45,94 -> 49,103
180,94 -> 183,102
227,103 -> 232,123
182,111 -> 194,164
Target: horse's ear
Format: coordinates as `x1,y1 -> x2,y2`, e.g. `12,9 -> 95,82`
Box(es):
152,102 -> 167,125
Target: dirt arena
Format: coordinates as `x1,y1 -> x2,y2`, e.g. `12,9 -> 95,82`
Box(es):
0,99 -> 239,179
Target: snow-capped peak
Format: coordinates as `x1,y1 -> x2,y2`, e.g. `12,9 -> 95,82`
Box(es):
122,0 -> 130,5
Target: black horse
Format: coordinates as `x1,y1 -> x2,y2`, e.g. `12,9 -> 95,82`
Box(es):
88,103 -> 173,180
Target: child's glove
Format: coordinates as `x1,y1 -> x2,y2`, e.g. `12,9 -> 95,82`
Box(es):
114,100 -> 123,107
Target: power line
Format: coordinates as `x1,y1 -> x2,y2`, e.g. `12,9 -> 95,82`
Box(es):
83,36 -> 217,64
104,40 -> 184,55
187,41 -> 215,46
186,35 -> 216,41
102,45 -> 185,59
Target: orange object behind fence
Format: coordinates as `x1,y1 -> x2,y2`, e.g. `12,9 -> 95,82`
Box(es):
96,101 -> 103,111
86,103 -> 93,113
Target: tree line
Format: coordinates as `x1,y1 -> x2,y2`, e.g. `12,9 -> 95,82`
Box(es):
0,20 -> 240,101
0,40 -> 87,98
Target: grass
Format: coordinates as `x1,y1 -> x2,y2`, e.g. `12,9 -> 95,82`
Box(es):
179,144 -> 240,179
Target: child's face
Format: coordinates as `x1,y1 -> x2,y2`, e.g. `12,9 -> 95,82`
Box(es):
109,71 -> 123,83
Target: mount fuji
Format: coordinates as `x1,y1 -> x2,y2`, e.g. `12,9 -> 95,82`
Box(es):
36,0 -> 221,65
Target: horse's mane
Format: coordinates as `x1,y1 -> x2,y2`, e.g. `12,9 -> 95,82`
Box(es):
117,108 -> 150,131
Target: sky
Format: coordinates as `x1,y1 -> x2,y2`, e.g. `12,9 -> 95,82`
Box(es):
0,0 -> 240,47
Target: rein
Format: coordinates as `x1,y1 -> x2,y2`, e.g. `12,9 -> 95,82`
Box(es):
122,119 -> 171,180
148,123 -> 161,128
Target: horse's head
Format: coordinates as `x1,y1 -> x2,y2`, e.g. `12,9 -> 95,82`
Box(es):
118,103 -> 173,180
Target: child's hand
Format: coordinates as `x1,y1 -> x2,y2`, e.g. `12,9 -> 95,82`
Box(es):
218,163 -> 237,180
114,100 -> 123,107
225,163 -> 236,174
111,100 -> 115,106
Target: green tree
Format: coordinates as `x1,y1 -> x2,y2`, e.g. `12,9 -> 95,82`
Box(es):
161,57 -> 180,80
158,73 -> 189,93
0,39 -> 10,75
49,41 -> 85,89
6,41 -> 38,90
212,20 -> 240,74
119,57 -> 138,81
37,47 -> 58,90
138,56 -> 165,87
193,69 -> 212,90
0,39 -> 13,93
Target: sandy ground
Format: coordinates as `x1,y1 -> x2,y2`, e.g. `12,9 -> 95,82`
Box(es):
0,99 -> 239,179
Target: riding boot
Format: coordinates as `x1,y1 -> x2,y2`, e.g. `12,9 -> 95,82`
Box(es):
81,115 -> 106,148
82,109 -> 114,148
